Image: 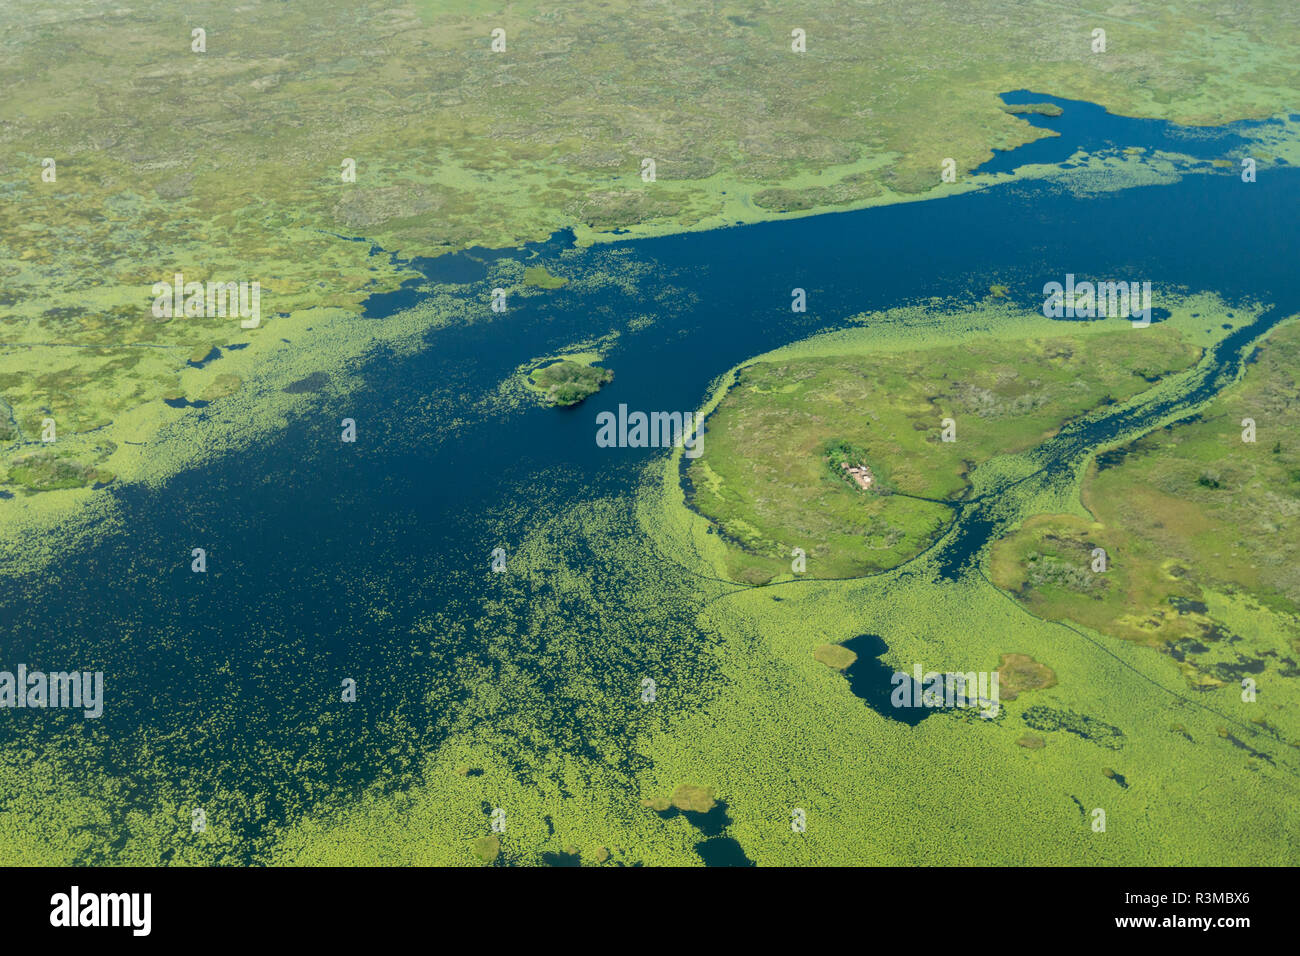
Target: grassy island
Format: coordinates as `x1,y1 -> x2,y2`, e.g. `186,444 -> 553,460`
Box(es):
523,265 -> 569,289
1001,102 -> 1065,117
687,319 -> 1199,582
529,359 -> 614,407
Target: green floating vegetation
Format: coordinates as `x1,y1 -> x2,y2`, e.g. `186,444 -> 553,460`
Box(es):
529,359 -> 613,407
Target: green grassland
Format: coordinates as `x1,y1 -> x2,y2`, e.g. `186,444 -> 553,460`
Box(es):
688,317 -> 1201,582
3,0 -> 1300,560
990,320 -> 1300,694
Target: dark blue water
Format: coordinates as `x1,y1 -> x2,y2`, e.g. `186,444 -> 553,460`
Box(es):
2,99 -> 1297,863
976,90 -> 1274,175
361,229 -> 580,314
841,634 -> 930,726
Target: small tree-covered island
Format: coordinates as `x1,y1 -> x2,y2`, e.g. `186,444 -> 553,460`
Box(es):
528,359 -> 614,407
